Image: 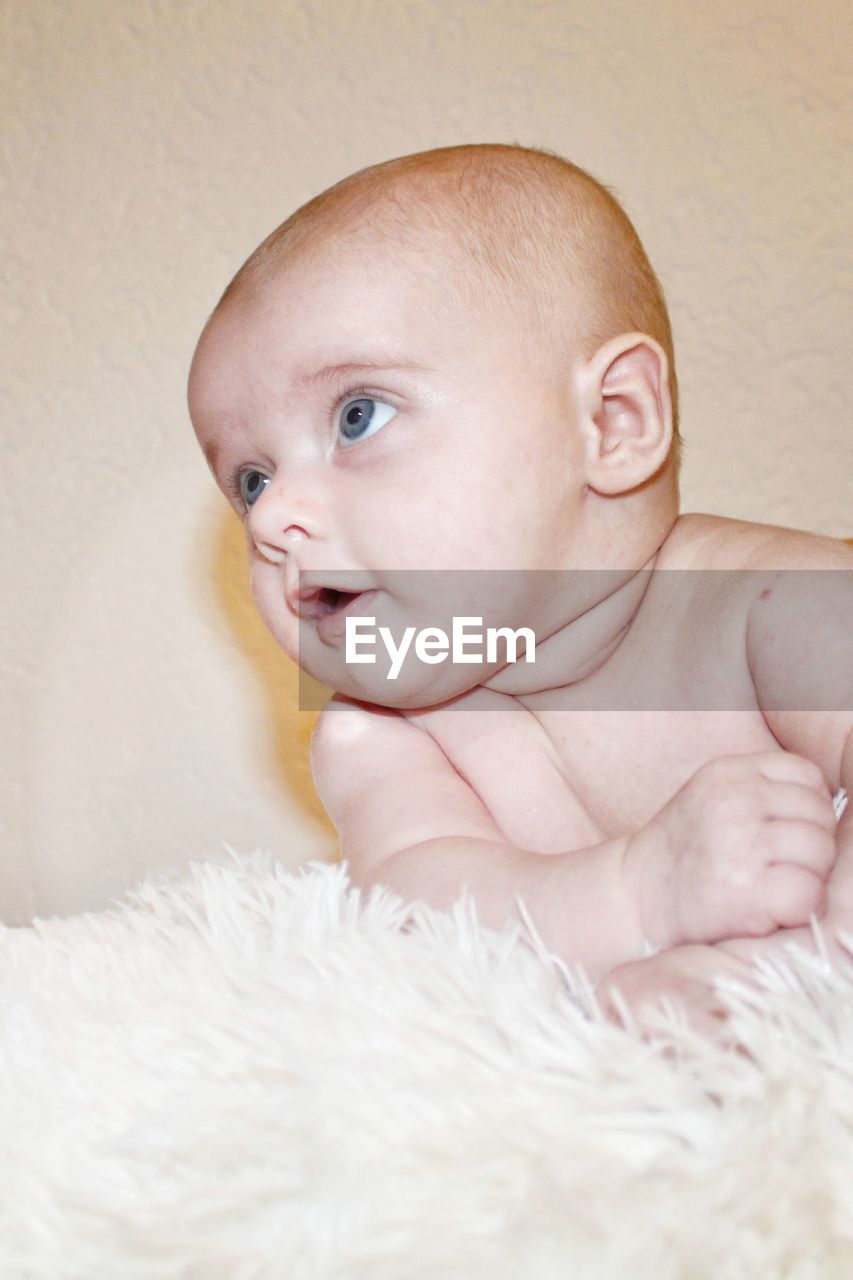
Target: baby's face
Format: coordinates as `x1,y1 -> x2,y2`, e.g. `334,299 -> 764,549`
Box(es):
189,234 -> 594,705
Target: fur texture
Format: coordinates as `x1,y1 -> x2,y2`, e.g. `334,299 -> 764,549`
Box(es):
2,850 -> 853,1278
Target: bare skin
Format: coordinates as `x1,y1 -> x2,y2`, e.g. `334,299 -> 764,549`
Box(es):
310,514 -> 852,1022
188,153 -> 853,1032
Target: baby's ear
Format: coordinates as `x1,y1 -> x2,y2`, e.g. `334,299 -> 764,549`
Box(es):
576,333 -> 673,495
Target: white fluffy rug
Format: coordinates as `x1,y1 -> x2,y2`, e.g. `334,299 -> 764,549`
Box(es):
3,850 -> 853,1279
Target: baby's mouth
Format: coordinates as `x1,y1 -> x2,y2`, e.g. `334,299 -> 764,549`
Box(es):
317,588 -> 362,616
290,584 -> 371,621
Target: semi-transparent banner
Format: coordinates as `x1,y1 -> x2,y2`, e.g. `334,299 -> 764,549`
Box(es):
294,569 -> 853,712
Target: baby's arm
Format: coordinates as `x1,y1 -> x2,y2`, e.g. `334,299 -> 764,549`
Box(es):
736,541 -> 853,953
310,694 -> 648,980
603,543 -> 853,1025
310,696 -> 834,981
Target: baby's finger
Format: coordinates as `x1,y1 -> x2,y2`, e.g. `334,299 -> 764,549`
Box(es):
766,817 -> 837,875
763,781 -> 840,830
755,752 -> 832,798
761,862 -> 827,928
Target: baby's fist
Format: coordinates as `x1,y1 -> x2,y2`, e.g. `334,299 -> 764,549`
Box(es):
626,751 -> 839,948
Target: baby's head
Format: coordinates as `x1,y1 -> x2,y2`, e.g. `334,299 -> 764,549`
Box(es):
189,144 -> 679,705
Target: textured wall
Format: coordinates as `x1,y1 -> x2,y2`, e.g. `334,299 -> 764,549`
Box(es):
2,0 -> 851,923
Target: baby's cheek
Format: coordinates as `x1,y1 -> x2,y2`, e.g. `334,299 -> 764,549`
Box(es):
249,567 -> 298,660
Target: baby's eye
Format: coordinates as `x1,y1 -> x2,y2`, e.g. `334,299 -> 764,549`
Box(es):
337,397 -> 396,446
238,469 -> 270,509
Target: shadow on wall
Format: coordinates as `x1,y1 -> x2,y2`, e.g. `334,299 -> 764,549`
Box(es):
208,506 -> 336,842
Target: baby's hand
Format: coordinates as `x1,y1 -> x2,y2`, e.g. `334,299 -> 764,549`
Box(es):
625,751 -> 839,949
599,944 -> 751,1043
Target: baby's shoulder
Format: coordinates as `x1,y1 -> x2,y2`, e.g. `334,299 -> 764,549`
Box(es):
661,513 -> 853,571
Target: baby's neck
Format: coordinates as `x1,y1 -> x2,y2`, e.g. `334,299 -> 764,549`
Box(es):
482,549 -> 660,698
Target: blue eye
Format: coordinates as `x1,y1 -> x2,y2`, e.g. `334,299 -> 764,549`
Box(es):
337,397 -> 396,446
239,470 -> 270,508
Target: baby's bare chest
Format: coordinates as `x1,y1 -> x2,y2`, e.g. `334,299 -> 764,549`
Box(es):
417,704 -> 778,852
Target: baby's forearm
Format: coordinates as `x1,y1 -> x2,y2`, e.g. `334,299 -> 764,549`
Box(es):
356,834 -> 649,980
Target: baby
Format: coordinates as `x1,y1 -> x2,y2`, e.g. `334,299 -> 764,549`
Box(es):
188,144 -> 852,1025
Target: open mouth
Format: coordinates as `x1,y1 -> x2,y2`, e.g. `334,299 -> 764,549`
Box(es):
291,584 -> 373,622
317,588 -> 362,616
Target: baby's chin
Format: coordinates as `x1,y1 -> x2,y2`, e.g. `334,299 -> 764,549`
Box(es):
305,660 -> 487,712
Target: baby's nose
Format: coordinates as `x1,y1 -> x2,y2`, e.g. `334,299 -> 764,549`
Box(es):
248,478 -> 323,564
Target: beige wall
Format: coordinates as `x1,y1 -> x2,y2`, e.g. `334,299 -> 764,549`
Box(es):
3,0 -> 851,923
